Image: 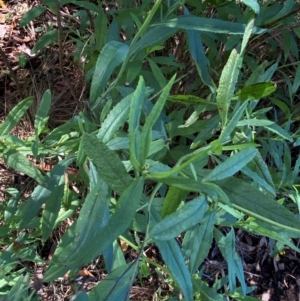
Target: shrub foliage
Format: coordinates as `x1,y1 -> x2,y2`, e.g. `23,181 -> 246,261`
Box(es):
1,0 -> 300,300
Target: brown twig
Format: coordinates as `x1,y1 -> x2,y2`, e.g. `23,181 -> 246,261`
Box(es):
0,47 -> 34,127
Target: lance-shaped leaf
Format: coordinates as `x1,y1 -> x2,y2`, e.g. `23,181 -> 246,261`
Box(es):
154,15 -> 266,35
232,82 -> 276,101
151,209 -> 193,301
217,19 -> 254,127
0,96 -> 34,135
16,157 -> 75,228
82,133 -> 132,195
214,228 -> 246,294
161,186 -> 188,218
34,89 -> 51,136
97,94 -> 131,143
19,6 -> 47,27
128,77 -> 145,170
219,101 -> 249,143
88,263 -> 135,301
3,149 -> 44,184
44,177 -> 143,281
32,29 -> 58,53
131,27 -> 177,57
182,211 -> 216,274
203,148 -> 258,182
139,74 -> 176,167
90,41 -> 129,104
217,177 -> 300,236
150,195 -> 208,240
184,7 -> 214,92
241,0 -> 260,14
42,184 -> 64,242
216,49 -> 241,127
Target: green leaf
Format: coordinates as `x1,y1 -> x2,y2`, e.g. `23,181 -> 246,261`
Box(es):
291,63 -> 300,94
42,184 -> 64,242
129,127 -> 141,171
69,0 -> 102,13
82,133 -> 132,195
219,101 -> 249,143
44,180 -> 110,281
241,0 -> 260,14
270,97 -> 290,118
128,77 -> 145,170
210,139 -> 222,155
88,263 -> 134,301
167,95 -> 217,106
150,177 -> 219,199
155,15 -> 266,35
99,98 -> 112,124
264,123 -> 293,141
193,278 -> 225,301
228,291 -> 262,301
7,273 -> 31,301
107,137 -> 129,151
148,139 -> 166,157
214,228 -> 246,294
203,148 -> 258,182
237,119 -> 274,126
161,186 -> 187,218
44,177 -> 143,281
217,49 -> 241,127
16,157 -> 75,228
90,41 -> 129,104
217,19 -> 254,127
151,209 -> 193,301
217,177 -> 300,235
131,27 -> 177,57
245,152 -> 275,194
0,96 -> 34,135
34,89 -> 51,136
126,60 -> 143,83
150,196 -> 208,240
54,200 -> 80,227
182,210 -> 216,273
235,218 -> 300,252
191,116 -> 220,149
184,7 -> 214,92
4,189 -> 20,223
3,149 -> 44,184
147,58 -> 167,89
146,141 -> 212,179
140,74 -> 176,167
19,6 -> 47,27
262,0 -> 294,26
32,29 -> 58,54
97,94 -> 131,143
233,82 -> 276,101
240,18 -> 255,54
241,166 -> 275,195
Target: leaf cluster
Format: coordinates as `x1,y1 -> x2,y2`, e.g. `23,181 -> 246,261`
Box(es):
1,0 -> 300,300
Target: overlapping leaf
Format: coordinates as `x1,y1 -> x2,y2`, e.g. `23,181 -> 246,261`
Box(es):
44,177 -> 143,281
82,133 -> 132,195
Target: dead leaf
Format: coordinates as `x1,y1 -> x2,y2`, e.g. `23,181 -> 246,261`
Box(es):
78,268 -> 94,278
119,239 -> 129,251
0,0 -> 6,9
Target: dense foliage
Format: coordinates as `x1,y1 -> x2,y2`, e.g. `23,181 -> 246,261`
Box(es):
1,0 -> 300,300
